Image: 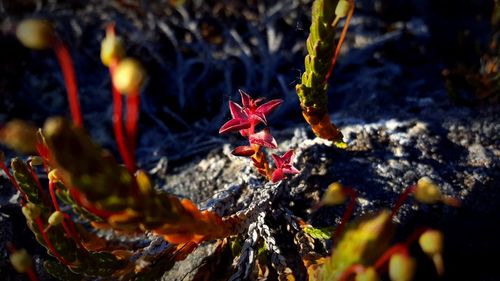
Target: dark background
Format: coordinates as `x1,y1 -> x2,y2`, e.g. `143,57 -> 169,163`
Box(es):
0,0 -> 495,163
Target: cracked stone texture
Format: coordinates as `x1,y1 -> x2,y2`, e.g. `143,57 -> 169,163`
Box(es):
156,100 -> 499,281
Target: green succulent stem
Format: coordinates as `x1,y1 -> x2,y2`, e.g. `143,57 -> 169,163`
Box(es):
296,0 -> 354,144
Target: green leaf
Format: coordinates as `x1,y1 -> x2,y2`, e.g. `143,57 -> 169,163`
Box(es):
44,260 -> 82,281
316,210 -> 395,281
303,226 -> 335,240
11,158 -> 45,205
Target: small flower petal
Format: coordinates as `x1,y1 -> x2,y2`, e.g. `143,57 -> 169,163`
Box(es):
248,128 -> 278,148
239,89 -> 252,108
271,168 -> 285,183
255,99 -> 283,117
253,97 -> 266,106
251,111 -> 268,125
271,153 -> 284,168
271,150 -> 300,180
282,165 -> 300,175
219,118 -> 251,134
281,149 -> 294,163
229,100 -> 246,119
231,146 -> 255,157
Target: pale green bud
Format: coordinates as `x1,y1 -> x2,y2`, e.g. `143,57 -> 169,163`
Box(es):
16,19 -> 55,50
389,253 -> 416,281
321,182 -> 346,205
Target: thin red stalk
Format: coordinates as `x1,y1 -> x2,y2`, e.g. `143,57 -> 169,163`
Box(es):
374,244 -> 408,270
110,60 -> 135,172
48,182 -> 84,250
6,242 -> 39,281
403,227 -> 430,248
338,264 -> 365,281
48,181 -> 78,245
62,213 -> 85,250
333,187 -> 357,246
48,181 -> 61,212
34,217 -> 71,266
6,242 -> 17,253
53,40 -> 83,127
26,270 -> 39,281
49,176 -> 84,244
125,92 -> 140,167
391,185 -> 416,218
27,161 -> 49,206
373,227 -> 430,276
35,144 -> 51,174
69,188 -> 116,218
106,23 -> 116,37
324,0 -> 355,81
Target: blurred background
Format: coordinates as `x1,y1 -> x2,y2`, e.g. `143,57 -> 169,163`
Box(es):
0,0 -> 496,164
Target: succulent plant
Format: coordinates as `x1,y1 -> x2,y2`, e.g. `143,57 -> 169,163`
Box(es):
295,0 -> 354,146
1,9 -> 462,280
219,90 -> 299,182
304,178 -> 458,281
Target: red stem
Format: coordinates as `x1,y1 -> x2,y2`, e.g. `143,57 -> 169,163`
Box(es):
403,227 -> 430,248
110,60 -> 135,172
62,213 -> 85,250
338,264 -> 365,281
125,92 -> 140,167
6,242 -> 17,253
6,242 -> 39,281
35,143 -> 51,174
106,23 -> 116,37
246,122 -> 275,180
391,185 -> 416,219
324,0 -> 355,81
48,183 -> 85,250
69,188 -> 116,218
374,244 -> 409,270
53,40 -> 83,127
333,187 -> 357,246
48,181 -> 81,246
27,161 -> 50,206
34,217 -> 71,266
26,270 -> 39,281
48,181 -> 61,212
373,227 -> 430,276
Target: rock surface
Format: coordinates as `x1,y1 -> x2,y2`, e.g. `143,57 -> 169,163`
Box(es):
155,100 -> 498,281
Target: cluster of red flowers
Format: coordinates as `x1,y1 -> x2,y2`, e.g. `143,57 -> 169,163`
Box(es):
219,90 -> 299,182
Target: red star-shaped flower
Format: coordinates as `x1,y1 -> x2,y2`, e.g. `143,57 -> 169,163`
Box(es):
271,150 -> 300,183
219,90 -> 282,135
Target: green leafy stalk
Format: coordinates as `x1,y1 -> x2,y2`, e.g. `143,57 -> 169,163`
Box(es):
11,158 -> 127,280
42,117 -> 239,244
296,0 -> 353,145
